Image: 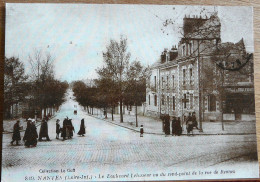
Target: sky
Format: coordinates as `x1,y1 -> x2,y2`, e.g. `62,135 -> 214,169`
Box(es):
5,4 -> 254,82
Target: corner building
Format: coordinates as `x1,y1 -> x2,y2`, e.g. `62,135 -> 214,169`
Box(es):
146,14 -> 254,123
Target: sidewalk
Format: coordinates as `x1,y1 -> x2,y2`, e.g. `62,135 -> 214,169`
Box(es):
88,110 -> 257,135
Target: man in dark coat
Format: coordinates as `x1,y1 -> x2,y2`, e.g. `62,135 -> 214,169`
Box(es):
77,119 -> 86,136
11,120 -> 21,145
39,119 -> 51,141
56,119 -> 61,139
164,114 -> 171,136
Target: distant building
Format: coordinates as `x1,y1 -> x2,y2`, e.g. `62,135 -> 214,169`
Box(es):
146,13 -> 254,123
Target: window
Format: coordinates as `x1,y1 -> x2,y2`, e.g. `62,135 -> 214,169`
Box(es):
184,94 -> 187,109
162,95 -> 165,105
167,96 -> 169,107
162,77 -> 164,89
183,69 -> 186,85
149,95 -> 150,105
154,76 -> 156,90
183,45 -> 186,56
172,75 -> 175,88
154,95 -> 157,106
209,94 -> 216,111
173,96 -> 175,110
190,68 -> 193,85
190,94 -> 193,109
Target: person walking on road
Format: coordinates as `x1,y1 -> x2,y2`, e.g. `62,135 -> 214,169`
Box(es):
23,120 -> 38,147
61,118 -> 67,141
56,119 -> 61,139
77,119 -> 86,136
39,119 -> 51,141
67,119 -> 75,139
10,120 -> 21,145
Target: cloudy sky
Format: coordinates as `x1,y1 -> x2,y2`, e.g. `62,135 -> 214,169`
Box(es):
5,4 -> 253,82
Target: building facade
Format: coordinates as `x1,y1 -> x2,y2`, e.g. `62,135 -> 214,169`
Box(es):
146,14 -> 255,123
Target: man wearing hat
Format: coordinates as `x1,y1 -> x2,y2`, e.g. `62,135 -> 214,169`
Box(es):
56,119 -> 61,139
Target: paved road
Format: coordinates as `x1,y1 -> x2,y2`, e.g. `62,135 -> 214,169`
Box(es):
1,90 -> 259,181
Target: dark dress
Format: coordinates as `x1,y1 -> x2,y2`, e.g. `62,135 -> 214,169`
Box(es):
176,119 -> 182,136
77,120 -> 86,135
39,121 -> 50,140
186,116 -> 193,134
23,123 -> 38,147
12,122 -> 21,141
67,119 -> 75,138
164,115 -> 171,135
61,119 -> 67,139
171,119 -> 177,135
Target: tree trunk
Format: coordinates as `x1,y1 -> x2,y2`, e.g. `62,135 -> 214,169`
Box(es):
44,108 -> 46,118
135,104 -> 138,127
112,106 -> 114,121
120,98 -> 123,123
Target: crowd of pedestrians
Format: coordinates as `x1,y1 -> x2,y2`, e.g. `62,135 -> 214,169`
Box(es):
10,112 -> 198,147
160,112 -> 198,137
10,117 -> 86,147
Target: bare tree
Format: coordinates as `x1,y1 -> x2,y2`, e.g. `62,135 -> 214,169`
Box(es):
97,36 -> 131,123
28,49 -> 55,118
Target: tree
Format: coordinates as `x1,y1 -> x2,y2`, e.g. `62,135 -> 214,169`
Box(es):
97,36 -> 131,123
94,77 -> 118,120
28,49 -> 66,118
72,81 -> 99,115
4,56 -> 28,118
124,61 -> 147,127
207,42 -> 253,130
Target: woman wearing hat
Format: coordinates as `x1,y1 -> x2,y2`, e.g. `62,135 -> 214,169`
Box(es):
77,119 -> 86,136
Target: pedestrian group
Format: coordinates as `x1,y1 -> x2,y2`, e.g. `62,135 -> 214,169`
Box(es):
10,117 -> 86,147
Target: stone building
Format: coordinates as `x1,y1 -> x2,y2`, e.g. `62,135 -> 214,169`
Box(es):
146,14 -> 254,124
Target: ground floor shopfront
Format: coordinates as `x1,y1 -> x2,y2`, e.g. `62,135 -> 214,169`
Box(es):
146,85 -> 255,122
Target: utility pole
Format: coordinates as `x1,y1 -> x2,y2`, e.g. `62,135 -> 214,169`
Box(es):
198,40 -> 203,132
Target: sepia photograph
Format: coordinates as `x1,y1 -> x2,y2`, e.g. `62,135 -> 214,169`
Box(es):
1,3 -> 259,181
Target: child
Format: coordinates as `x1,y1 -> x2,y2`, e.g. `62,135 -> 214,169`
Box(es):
140,125 -> 144,137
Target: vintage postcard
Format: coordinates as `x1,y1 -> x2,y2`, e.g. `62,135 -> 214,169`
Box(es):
2,3 -> 259,181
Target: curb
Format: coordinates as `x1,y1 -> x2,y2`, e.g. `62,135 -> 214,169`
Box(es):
87,114 -> 256,136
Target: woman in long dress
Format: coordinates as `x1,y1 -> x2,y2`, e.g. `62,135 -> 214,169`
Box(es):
77,119 -> 86,136
23,120 -> 38,147
67,119 -> 75,139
